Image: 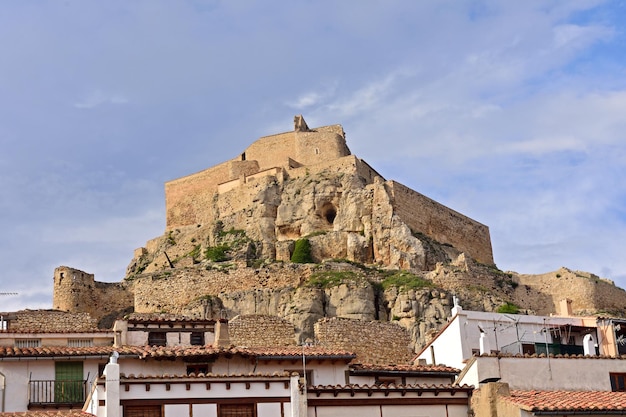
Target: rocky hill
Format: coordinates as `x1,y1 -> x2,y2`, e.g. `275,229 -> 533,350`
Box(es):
54,116 -> 626,355
119,169 -> 626,351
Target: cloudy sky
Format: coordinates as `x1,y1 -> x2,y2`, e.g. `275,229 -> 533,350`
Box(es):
1,0 -> 625,311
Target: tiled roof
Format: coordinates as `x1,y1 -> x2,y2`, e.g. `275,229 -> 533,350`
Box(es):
310,383 -> 472,393
0,345 -> 356,361
0,411 -> 95,417
350,363 -> 460,375
247,346 -> 356,360
118,371 -> 292,380
506,390 -> 626,412
125,313 -> 221,324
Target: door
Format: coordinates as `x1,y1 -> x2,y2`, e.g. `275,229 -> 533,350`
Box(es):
54,361 -> 84,403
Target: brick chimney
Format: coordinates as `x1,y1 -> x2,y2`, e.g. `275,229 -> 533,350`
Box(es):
559,299 -> 573,316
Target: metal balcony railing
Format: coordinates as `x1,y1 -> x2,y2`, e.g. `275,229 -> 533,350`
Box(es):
28,379 -> 88,406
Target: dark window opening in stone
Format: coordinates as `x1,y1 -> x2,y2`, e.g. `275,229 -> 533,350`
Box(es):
241,152 -> 246,161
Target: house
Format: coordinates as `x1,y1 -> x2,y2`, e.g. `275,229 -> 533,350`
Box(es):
0,310 -> 115,412
1,312 -> 472,416
415,299 -> 621,371
85,349 -> 471,417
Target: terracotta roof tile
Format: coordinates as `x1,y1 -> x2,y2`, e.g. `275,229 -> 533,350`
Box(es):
126,313 -> 220,324
506,390 -> 626,412
350,363 -> 460,374
309,383 -> 473,393
246,346 -> 356,360
0,345 -> 356,361
118,371 -> 291,380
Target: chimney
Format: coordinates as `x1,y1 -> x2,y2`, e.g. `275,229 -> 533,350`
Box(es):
559,299 -> 573,317
472,382 -> 511,417
104,352 -> 120,417
214,319 -> 230,347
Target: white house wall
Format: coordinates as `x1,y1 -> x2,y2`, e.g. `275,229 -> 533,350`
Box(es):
459,356 -> 626,390
0,358 -> 102,412
417,316 -> 466,369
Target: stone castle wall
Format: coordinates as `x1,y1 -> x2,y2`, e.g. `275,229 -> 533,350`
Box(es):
516,268 -> 626,316
315,317 -> 414,364
229,314 -> 296,347
387,181 -> 494,265
53,266 -> 134,322
131,263 -> 312,314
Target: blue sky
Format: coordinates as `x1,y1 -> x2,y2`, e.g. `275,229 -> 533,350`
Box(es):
1,0 -> 626,311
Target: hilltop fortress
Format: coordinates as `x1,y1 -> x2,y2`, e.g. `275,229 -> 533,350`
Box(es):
165,115 -> 493,265
52,116 -> 626,346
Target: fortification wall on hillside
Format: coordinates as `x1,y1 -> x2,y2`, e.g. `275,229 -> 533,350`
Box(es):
53,266 -> 134,323
315,317 -> 414,364
387,181 -> 494,265
516,269 -> 626,316
132,264 -> 311,314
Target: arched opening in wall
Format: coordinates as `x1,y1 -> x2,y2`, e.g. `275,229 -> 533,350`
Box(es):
241,152 -> 246,161
320,203 -> 337,225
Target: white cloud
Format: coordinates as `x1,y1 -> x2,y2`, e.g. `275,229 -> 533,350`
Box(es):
74,90 -> 129,109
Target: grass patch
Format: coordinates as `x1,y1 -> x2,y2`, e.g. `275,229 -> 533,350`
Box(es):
380,271 -> 432,291
306,271 -> 357,288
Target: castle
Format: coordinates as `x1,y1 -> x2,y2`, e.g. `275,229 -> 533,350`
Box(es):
164,115 -> 494,265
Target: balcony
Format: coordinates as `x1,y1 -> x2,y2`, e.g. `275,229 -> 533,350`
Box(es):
28,379 -> 88,409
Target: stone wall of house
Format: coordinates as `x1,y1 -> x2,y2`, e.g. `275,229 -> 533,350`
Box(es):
9,310 -> 99,333
387,181 -> 494,265
314,317 -> 414,365
229,314 -> 296,347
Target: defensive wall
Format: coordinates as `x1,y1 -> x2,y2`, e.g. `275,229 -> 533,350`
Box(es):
387,181 -> 493,265
52,266 -> 134,322
165,117 -> 349,229
516,268 -> 626,316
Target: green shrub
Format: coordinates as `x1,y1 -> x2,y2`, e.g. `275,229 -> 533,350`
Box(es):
496,302 -> 520,314
291,239 -> 313,263
205,245 -> 229,262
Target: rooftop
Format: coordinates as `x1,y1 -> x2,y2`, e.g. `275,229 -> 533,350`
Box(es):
506,390 -> 626,413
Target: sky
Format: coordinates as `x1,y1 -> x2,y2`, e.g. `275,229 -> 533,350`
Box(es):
1,0 -> 625,311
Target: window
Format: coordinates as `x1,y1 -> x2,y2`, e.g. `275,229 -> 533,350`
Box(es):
219,403 -> 254,417
190,332 -> 205,346
522,344 -> 536,355
148,332 -> 166,346
68,338 -> 93,347
187,364 -> 212,375
16,339 -> 41,348
124,405 -> 162,417
610,373 -> 626,391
